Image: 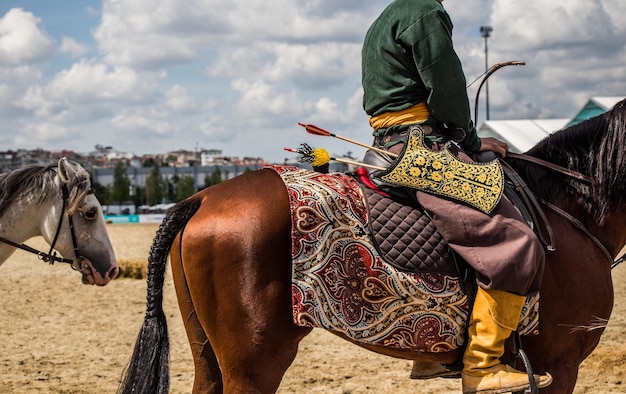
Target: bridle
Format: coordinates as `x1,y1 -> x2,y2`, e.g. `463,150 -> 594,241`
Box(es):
0,184 -> 89,269
507,152 -> 625,269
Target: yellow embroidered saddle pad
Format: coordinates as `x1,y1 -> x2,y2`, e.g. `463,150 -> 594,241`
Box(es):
266,165 -> 539,353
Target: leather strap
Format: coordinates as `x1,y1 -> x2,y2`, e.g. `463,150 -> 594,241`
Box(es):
540,199 -> 614,265
508,152 -> 594,184
499,159 -> 556,251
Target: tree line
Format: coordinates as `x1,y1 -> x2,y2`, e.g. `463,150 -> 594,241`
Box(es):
92,161 -> 244,207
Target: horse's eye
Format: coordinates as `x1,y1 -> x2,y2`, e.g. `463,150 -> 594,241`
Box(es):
81,206 -> 98,221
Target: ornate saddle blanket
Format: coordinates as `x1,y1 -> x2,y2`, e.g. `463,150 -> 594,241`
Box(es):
265,165 -> 539,354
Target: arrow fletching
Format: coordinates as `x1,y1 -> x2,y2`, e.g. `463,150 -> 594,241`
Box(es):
298,122 -> 334,137
284,144 -> 331,167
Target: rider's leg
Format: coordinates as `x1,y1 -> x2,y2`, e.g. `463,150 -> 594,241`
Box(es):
462,287 -> 552,394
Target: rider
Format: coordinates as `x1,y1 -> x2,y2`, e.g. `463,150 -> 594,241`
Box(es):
361,1 -> 552,393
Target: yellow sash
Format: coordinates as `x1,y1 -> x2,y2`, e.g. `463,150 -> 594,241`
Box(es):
369,102 -> 430,131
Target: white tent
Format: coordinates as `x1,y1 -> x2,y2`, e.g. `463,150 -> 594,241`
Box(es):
477,96 -> 623,153
478,119 -> 568,153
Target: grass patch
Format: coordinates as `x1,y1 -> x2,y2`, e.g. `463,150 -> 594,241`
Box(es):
117,258 -> 148,279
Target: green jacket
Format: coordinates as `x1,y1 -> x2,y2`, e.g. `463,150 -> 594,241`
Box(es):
362,0 -> 480,152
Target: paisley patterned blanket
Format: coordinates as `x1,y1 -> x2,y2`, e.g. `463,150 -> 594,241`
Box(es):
267,165 -> 538,353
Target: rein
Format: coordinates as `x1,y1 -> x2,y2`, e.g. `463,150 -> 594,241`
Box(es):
507,152 -> 595,184
544,199 -> 626,269
0,184 -> 82,267
507,153 -> 624,269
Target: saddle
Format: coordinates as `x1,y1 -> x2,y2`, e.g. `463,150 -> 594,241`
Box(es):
361,148 -> 555,255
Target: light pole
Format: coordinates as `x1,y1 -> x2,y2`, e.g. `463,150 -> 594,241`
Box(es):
480,25 -> 493,120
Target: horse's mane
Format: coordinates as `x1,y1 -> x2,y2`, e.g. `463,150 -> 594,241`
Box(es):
0,161 -> 92,218
511,98 -> 626,225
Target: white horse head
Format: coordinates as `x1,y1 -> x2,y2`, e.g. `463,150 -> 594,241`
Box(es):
0,158 -> 119,285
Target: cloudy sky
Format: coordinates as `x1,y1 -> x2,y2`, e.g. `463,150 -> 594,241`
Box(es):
1,0 -> 625,163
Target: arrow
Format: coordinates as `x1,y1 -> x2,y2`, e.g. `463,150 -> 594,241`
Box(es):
298,123 -> 397,158
284,147 -> 387,171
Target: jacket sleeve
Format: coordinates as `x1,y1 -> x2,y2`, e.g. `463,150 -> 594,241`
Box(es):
400,9 -> 481,152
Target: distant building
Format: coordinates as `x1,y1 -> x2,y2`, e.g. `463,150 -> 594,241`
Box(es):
90,144 -> 134,161
200,149 -> 223,165
0,148 -> 87,171
164,149 -> 198,167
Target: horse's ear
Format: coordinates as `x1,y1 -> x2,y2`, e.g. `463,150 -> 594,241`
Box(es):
57,157 -> 77,184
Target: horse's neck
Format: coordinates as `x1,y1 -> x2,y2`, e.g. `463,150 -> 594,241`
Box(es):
549,195 -> 626,262
0,200 -> 54,265
601,205 -> 626,259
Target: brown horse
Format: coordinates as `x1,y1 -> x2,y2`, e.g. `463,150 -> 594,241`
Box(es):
119,98 -> 626,394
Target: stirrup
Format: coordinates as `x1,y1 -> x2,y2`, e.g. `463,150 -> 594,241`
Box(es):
511,331 -> 538,394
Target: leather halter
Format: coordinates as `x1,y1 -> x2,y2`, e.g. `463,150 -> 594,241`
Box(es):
507,153 -> 624,269
0,184 -> 86,267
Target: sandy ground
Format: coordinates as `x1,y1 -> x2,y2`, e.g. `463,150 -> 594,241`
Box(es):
0,223 -> 625,393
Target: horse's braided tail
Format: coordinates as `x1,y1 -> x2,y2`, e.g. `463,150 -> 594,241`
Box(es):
118,196 -> 202,394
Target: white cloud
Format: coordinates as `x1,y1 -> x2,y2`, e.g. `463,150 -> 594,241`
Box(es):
60,37 -> 89,58
203,98 -> 218,111
93,0 -> 376,70
312,97 -> 339,120
206,46 -> 265,79
346,87 -> 367,123
264,42 -> 361,89
0,8 -> 55,66
111,111 -> 174,135
93,0 -> 222,68
16,60 -> 162,121
0,65 -> 43,117
14,122 -> 75,146
231,79 -> 311,127
492,1 -> 617,53
45,60 -> 159,101
165,85 -> 198,114
199,118 -> 235,143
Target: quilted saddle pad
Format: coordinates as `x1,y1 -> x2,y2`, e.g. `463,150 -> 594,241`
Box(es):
365,187 -> 457,275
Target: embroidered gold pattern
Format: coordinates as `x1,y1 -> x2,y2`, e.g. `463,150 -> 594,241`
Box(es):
377,126 -> 504,214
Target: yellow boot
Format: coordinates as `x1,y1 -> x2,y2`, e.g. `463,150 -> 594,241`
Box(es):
462,288 -> 553,394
